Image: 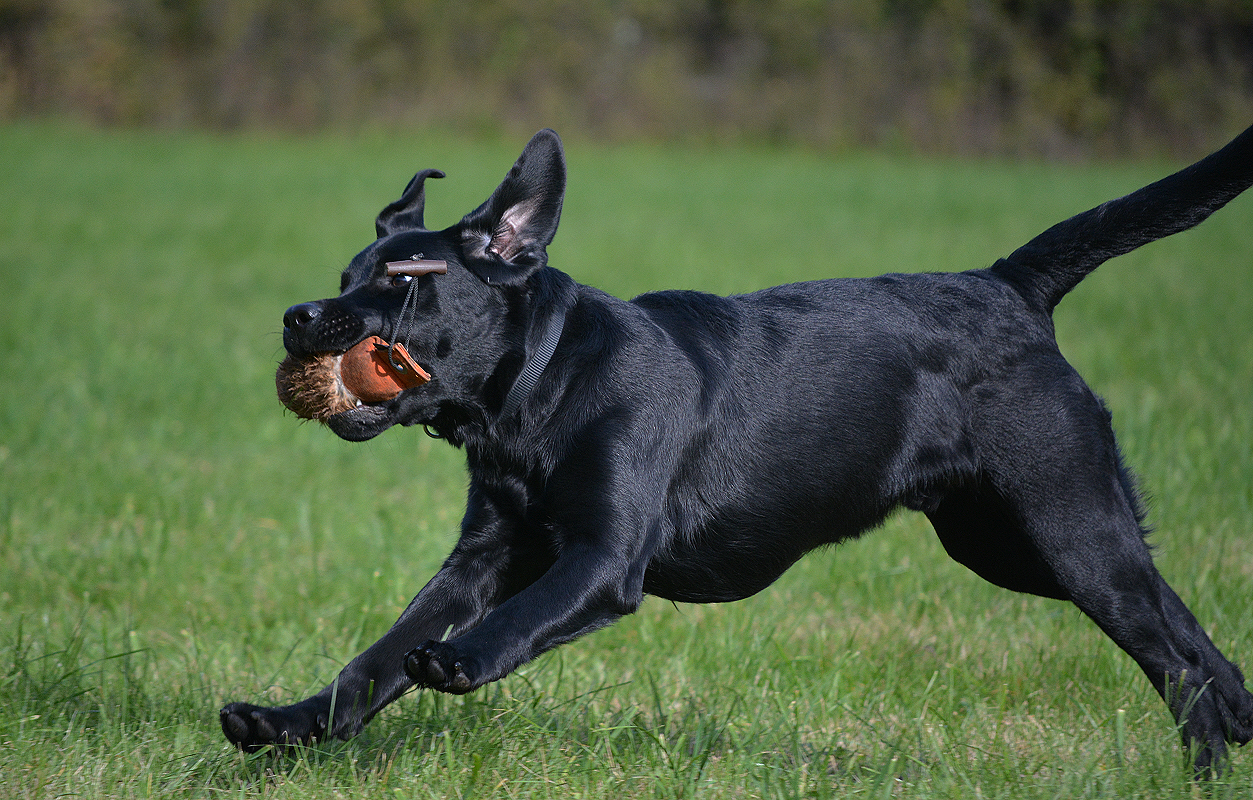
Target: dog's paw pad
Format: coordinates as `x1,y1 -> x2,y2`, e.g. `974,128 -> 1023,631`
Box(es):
446,663 -> 472,693
405,642 -> 475,693
220,701 -> 325,752
405,643 -> 450,685
221,707 -> 252,743
404,646 -> 434,684
220,703 -> 281,752
250,710 -> 279,741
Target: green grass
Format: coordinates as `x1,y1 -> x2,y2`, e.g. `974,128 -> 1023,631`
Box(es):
1,122 -> 1251,798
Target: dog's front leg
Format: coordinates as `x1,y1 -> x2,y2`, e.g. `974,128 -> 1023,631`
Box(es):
220,564 -> 489,750
220,498 -> 526,751
405,536 -> 648,694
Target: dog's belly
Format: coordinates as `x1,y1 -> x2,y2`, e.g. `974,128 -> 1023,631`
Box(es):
641,528 -> 846,604
642,541 -> 803,603
641,493 -> 893,603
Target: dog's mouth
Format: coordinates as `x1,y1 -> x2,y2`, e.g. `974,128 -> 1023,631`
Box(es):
275,336 -> 429,424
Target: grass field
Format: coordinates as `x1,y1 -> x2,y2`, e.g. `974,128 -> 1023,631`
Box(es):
1,122 -> 1251,798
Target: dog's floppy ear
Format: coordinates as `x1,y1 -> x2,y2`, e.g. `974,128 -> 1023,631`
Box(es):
376,169 -> 445,237
458,129 -> 566,285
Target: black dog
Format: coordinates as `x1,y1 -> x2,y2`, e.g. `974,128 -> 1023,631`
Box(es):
223,126 -> 1253,772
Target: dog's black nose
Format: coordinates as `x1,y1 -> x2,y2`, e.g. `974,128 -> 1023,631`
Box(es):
284,303 -> 320,329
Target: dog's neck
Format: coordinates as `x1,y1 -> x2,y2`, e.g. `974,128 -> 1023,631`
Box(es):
500,306 -> 567,418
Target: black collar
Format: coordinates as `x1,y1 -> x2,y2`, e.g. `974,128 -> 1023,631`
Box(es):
501,307 -> 566,418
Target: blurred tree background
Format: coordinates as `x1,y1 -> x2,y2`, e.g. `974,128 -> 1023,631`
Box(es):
1,0 -> 1251,157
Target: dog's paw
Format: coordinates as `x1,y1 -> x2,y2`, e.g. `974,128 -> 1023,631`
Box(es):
220,701 -> 327,752
404,641 -> 475,694
1175,676 -> 1253,777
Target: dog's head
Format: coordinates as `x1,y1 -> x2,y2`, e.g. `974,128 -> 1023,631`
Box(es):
277,129 -> 567,442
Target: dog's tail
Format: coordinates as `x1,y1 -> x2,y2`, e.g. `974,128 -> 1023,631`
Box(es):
991,123 -> 1253,311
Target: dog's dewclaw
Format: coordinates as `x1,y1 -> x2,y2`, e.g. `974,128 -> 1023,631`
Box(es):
338,337 -> 430,403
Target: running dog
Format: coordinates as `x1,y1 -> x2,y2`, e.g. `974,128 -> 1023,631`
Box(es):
223,125 -> 1253,773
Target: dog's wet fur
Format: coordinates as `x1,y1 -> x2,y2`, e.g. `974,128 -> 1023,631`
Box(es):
222,127 -> 1253,773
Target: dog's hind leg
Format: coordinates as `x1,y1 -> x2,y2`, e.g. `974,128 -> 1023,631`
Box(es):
1023,498 -> 1251,774
927,482 -> 1070,601
972,382 -> 1253,774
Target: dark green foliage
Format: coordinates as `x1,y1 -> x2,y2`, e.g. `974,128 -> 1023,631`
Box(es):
2,1 -> 1252,156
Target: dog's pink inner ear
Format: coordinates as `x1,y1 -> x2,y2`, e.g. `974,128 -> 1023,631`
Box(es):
489,199 -> 540,261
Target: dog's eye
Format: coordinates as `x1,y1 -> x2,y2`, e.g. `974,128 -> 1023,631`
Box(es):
391,274 -> 413,288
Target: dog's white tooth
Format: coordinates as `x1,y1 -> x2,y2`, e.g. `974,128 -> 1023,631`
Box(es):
356,399 -> 363,408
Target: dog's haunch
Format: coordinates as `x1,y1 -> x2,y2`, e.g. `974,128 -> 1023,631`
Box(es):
276,336 -> 430,420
